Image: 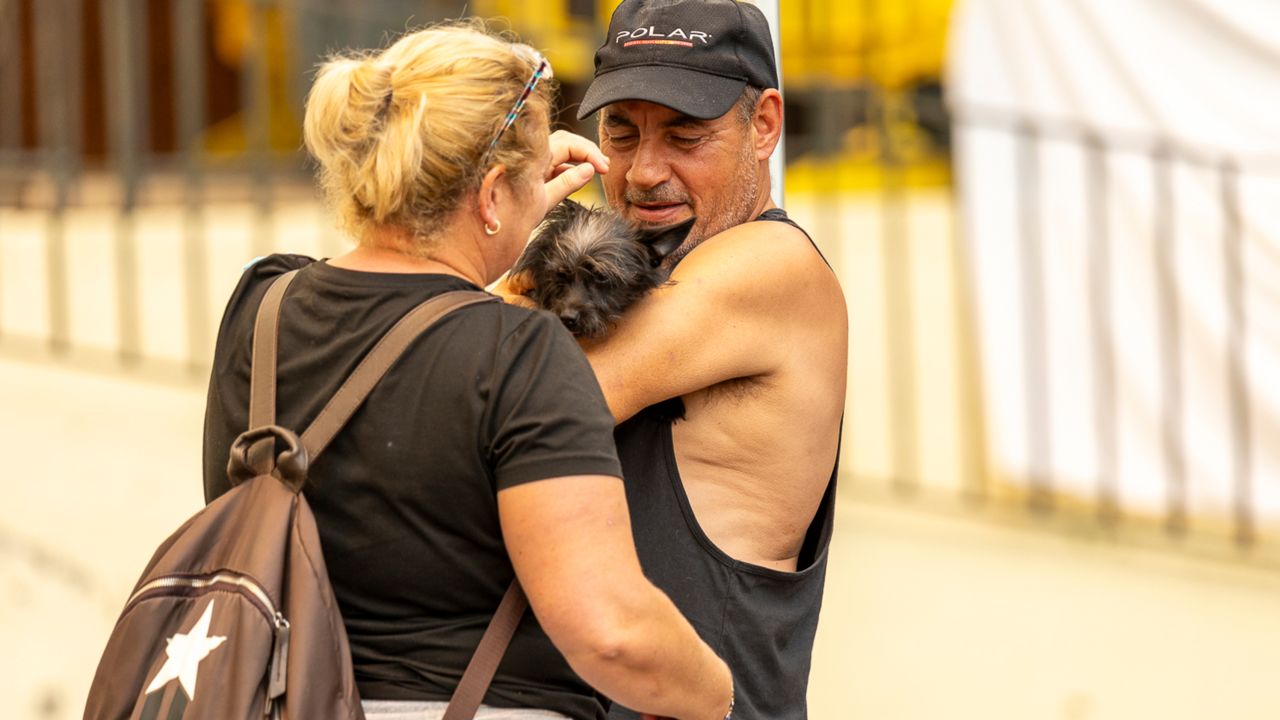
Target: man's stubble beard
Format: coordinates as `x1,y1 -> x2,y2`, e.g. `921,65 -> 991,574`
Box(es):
664,142 -> 762,267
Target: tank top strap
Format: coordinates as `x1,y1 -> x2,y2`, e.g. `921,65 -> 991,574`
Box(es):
753,208 -> 832,270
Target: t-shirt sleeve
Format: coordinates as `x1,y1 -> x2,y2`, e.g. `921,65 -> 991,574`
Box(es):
486,310 -> 623,490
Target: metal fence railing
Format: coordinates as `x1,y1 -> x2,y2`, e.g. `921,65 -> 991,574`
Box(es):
2,0 -> 1274,568
0,0 -> 469,371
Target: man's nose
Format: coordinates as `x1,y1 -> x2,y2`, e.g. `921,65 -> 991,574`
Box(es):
625,140 -> 670,189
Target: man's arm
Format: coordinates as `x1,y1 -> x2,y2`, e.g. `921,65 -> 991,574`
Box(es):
584,219 -> 829,423
500,475 -> 733,720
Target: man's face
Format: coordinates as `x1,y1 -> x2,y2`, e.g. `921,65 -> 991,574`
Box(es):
598,100 -> 761,261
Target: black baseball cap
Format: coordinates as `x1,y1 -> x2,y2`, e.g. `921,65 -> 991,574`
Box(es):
577,0 -> 779,121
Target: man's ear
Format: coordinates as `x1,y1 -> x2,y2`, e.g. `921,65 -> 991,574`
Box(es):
753,89 -> 784,162
640,216 -> 696,264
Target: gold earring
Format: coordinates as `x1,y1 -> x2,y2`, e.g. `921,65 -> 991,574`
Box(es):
484,220 -> 502,236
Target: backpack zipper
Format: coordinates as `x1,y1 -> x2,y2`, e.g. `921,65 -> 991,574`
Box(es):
124,571 -> 291,711
126,571 -> 279,620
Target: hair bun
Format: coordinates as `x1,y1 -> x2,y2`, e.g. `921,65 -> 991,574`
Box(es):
303,21 -> 557,250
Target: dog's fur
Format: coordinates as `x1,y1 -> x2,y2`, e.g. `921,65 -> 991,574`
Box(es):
508,199 -> 695,338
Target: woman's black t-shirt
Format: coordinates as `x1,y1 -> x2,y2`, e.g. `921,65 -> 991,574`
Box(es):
203,255 -> 621,719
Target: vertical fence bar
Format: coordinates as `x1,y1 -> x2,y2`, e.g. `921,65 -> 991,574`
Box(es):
1016,122 -> 1052,511
0,0 -> 24,340
1152,146 -> 1187,536
175,0 -> 211,371
355,1 -> 377,48
243,0 -> 274,259
60,0 -> 85,346
864,0 -> 919,492
882,154 -> 918,493
103,0 -> 147,364
802,0 -> 850,477
1220,160 -> 1254,549
34,0 -> 77,353
949,117 -> 990,503
0,0 -> 22,153
1085,134 -> 1118,526
63,0 -> 85,162
297,0 -> 348,258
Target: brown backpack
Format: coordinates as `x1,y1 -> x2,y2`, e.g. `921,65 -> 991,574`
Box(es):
85,270 -> 528,720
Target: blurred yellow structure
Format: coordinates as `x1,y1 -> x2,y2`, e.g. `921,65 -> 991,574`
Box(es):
429,0 -> 955,189
476,0 -> 953,87
780,0 -> 952,89
473,0 -> 603,82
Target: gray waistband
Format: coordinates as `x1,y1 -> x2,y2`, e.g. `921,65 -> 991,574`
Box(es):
361,700 -> 572,720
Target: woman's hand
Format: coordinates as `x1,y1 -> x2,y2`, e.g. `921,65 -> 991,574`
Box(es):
544,130 -> 609,208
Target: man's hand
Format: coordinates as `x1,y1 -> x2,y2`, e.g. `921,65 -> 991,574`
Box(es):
544,130 -> 609,208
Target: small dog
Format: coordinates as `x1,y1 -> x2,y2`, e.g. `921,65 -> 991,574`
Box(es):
507,199 -> 695,338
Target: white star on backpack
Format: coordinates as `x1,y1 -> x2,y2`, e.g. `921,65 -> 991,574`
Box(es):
144,600 -> 227,700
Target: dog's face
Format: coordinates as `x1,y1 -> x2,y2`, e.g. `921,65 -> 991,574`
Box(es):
509,200 -> 695,338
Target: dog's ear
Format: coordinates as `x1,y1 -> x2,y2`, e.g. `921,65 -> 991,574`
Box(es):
639,216 -> 696,265
534,198 -> 589,240
560,197 -> 588,214
503,269 -> 535,296
548,197 -> 589,224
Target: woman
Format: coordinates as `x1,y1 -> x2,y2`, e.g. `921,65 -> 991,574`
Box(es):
202,21 -> 733,720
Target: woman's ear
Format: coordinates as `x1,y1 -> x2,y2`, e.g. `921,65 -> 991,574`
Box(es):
477,164 -> 507,230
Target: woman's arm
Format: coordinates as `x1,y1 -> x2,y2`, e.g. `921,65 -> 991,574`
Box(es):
498,475 -> 733,720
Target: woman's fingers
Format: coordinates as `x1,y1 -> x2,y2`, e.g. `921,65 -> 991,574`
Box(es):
542,131 -> 608,207
549,129 -> 609,175
544,162 -> 597,208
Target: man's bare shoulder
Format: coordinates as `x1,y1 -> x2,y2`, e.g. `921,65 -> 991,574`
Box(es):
582,213 -> 845,423
672,216 -> 844,315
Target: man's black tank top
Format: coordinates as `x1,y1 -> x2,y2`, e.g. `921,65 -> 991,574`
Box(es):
608,209 -> 839,719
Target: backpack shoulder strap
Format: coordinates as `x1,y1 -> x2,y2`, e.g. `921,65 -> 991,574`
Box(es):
250,276 -> 523,715
443,580 -> 529,720
246,270 -> 302,473
249,269 -> 301,430
247,271 -> 496,460
297,289 -> 496,460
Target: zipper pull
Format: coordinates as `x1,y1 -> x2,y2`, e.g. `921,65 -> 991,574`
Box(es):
267,612 -> 291,702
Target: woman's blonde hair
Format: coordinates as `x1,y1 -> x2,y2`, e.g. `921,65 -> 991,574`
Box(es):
303,20 -> 555,250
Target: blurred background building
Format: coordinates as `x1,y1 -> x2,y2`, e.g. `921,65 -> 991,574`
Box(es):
2,1 -> 1279,718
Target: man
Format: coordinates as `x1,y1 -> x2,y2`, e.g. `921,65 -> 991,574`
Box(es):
554,1 -> 849,718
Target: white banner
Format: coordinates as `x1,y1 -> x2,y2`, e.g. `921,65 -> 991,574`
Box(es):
948,0 -> 1280,527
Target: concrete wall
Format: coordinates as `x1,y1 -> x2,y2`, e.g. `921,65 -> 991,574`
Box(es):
6,357 -> 1280,718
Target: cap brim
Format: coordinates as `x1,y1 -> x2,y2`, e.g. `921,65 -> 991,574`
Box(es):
577,65 -> 747,121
